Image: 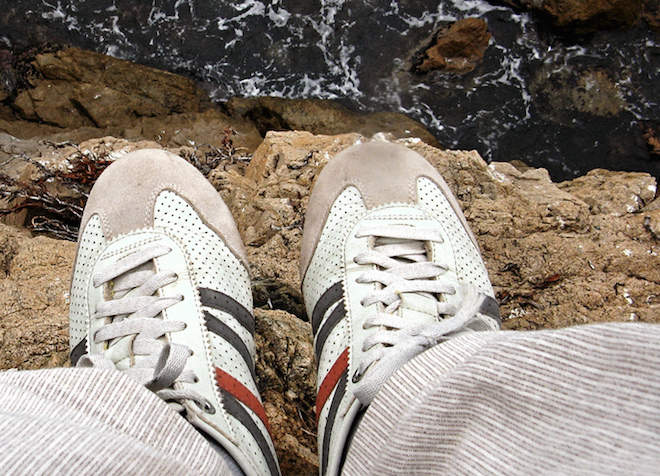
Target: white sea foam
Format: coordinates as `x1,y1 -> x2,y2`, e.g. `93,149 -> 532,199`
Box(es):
41,0 -> 79,31
268,6 -> 291,27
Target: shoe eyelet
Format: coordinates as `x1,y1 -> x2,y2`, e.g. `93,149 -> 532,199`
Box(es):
352,368 -> 364,384
196,399 -> 216,414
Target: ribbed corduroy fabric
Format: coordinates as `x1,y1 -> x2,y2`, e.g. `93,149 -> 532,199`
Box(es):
0,367 -> 230,475
2,323 -> 660,475
343,322 -> 660,475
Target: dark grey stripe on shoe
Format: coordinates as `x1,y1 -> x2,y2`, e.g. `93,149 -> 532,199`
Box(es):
321,370 -> 348,476
70,338 -> 87,365
314,301 -> 346,360
199,287 -> 255,334
221,388 -> 282,476
312,282 -> 343,334
479,295 -> 501,323
203,311 -> 256,381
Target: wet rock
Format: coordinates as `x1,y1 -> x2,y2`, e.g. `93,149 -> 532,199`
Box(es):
643,0 -> 660,33
530,66 -> 625,123
0,48 -> 21,103
0,57 -> 12,102
134,109 -> 263,154
641,121 -> 660,158
0,115 -> 67,140
415,18 -> 492,74
499,0 -> 644,35
0,47 -> 263,153
225,96 -> 440,148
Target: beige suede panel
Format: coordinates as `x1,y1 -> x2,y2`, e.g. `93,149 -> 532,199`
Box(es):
80,149 -> 248,267
300,141 -> 480,279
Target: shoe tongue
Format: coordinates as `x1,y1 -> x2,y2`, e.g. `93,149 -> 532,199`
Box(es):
366,205 -> 428,221
395,288 -> 440,322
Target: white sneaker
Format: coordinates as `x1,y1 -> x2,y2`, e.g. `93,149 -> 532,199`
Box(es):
69,149 -> 280,476
300,141 -> 500,476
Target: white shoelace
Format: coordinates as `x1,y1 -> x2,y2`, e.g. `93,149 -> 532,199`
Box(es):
351,224 -> 486,406
77,243 -> 213,413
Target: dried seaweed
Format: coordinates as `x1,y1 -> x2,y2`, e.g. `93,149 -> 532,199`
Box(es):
0,149 -> 113,241
0,127 -> 247,241
180,126 -> 250,174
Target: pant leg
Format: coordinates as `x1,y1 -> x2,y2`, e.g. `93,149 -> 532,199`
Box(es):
343,322 -> 660,475
0,367 -> 230,476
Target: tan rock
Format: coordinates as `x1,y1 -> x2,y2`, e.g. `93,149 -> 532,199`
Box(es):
0,223 -> 73,370
644,208 -> 660,239
225,96 -> 440,148
559,169 -> 657,216
255,308 -> 317,474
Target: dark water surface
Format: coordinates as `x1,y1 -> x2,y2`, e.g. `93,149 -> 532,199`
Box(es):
2,0 -> 659,180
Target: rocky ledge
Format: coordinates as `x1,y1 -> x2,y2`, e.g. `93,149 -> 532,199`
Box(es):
0,47 -> 438,152
1,129 -> 659,475
1,43 -> 659,476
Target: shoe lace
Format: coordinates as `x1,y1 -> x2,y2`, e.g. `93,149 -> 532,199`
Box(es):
77,242 -> 214,413
351,224 -> 487,405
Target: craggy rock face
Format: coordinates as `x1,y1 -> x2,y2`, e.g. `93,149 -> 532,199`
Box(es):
1,130 -> 659,475
0,47 -> 439,157
12,47 -> 207,128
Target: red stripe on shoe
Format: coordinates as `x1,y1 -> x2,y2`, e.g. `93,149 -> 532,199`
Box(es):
215,367 -> 272,434
316,347 -> 349,422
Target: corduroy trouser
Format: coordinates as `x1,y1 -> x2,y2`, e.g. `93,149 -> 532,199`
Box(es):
1,322 -> 659,475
